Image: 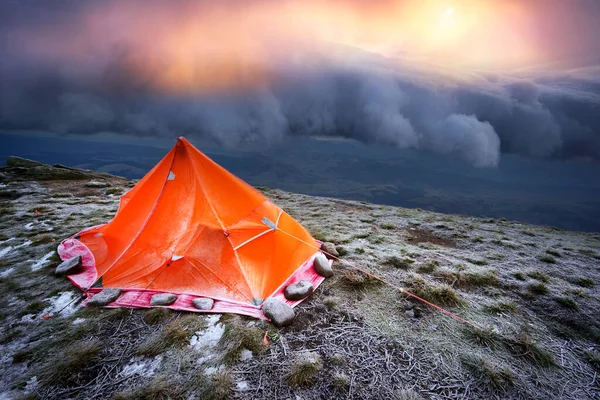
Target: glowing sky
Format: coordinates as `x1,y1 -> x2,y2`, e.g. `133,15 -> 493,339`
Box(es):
3,0 -> 600,94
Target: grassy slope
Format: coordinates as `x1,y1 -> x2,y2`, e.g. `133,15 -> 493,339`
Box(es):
0,168 -> 599,399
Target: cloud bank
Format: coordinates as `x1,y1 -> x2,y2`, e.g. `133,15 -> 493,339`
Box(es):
1,0 -> 599,167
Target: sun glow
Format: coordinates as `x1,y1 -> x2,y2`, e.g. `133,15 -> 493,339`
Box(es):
14,0 -> 542,94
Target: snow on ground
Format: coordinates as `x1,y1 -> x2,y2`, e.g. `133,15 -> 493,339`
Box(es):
0,267 -> 14,278
0,237 -> 15,245
0,240 -> 31,258
25,221 -> 54,232
120,355 -> 163,378
42,291 -> 80,317
31,251 -> 55,271
236,381 -> 249,391
240,348 -> 253,361
189,315 -> 225,350
72,318 -> 86,325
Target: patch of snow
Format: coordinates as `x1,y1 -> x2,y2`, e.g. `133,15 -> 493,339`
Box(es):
236,381 -> 249,391
24,222 -> 35,230
190,315 -> 224,350
240,348 -> 253,361
120,355 -> 163,377
25,376 -> 39,392
72,318 -> 86,325
0,237 -> 14,245
20,314 -> 37,323
204,365 -> 225,376
0,267 -> 14,278
0,246 -> 14,258
0,240 -> 32,258
42,292 -> 79,317
31,251 -> 55,271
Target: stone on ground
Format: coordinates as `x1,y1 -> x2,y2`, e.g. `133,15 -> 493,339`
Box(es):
87,288 -> 122,306
313,254 -> 334,278
320,242 -> 339,258
150,293 -> 177,306
284,280 -> 314,300
263,298 -> 295,327
55,256 -> 82,276
192,298 -> 214,310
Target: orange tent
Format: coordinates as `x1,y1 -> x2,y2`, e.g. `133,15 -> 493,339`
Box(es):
58,137 -> 326,319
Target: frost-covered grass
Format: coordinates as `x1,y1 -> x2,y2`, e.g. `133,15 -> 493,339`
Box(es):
0,169 -> 599,399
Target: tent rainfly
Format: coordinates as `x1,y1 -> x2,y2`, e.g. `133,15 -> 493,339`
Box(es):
57,137 -> 331,325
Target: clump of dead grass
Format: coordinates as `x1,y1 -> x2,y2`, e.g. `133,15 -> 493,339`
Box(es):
503,332 -> 556,367
384,256 -> 415,269
219,316 -> 266,364
137,315 -> 206,356
461,354 -> 514,392
527,270 -> 550,282
340,269 -> 382,289
404,275 -> 466,307
39,338 -> 103,386
539,254 -> 557,264
553,296 -> 578,311
527,282 -> 549,296
196,371 -> 234,400
463,326 -> 501,349
417,260 -> 438,274
484,301 -> 517,315
114,376 -> 186,400
287,351 -> 322,387
142,308 -> 173,325
571,277 -> 595,288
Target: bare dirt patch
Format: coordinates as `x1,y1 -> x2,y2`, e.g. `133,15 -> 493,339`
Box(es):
402,227 -> 456,247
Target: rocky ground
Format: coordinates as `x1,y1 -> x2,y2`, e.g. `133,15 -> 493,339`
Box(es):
0,158 -> 599,400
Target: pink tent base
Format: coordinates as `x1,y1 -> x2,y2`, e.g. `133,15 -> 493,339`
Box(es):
58,237 -> 330,321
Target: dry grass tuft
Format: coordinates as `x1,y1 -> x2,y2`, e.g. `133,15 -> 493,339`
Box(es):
405,275 -> 466,307
461,354 -> 514,391
539,254 -> 557,264
196,371 -> 234,400
545,248 -> 562,258
219,316 -> 266,364
137,315 -> 206,356
527,282 -> 549,296
463,326 -> 501,349
527,270 -> 550,282
287,351 -> 322,387
340,269 -> 382,289
142,308 -> 173,325
417,260 -> 438,274
485,301 -> 517,315
384,256 -> 415,269
39,338 -> 102,386
583,349 -> 600,370
331,372 -> 350,390
553,296 -> 578,311
571,277 -> 595,288
114,376 -> 186,400
503,332 -> 556,367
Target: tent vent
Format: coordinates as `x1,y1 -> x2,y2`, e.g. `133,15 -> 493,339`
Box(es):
167,171 -> 176,181
171,254 -> 183,261
261,217 -> 276,230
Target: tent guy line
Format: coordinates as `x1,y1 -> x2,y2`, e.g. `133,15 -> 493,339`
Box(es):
274,227 -> 484,331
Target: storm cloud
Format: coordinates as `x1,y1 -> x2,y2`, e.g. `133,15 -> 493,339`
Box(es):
1,1 -> 599,167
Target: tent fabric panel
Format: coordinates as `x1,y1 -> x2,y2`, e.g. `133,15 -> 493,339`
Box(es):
78,145 -> 176,277
184,138 -> 267,227
235,210 -> 317,299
